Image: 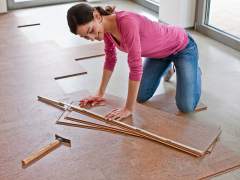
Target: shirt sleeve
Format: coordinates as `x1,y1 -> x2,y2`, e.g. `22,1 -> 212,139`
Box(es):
121,18 -> 142,81
103,33 -> 117,71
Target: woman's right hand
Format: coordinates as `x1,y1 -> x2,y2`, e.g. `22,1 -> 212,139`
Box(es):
79,95 -> 106,108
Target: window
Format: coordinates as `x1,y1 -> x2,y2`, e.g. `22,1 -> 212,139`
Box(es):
196,0 -> 240,51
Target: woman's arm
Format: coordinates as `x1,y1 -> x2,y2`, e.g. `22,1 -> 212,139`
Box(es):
105,79 -> 140,120
105,17 -> 142,120
97,69 -> 113,97
125,80 -> 140,111
80,33 -> 116,108
80,68 -> 113,108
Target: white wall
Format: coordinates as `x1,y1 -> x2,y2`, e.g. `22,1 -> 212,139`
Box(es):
159,0 -> 196,28
0,0 -> 7,13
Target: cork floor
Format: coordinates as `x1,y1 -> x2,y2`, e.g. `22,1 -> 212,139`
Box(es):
0,0 -> 240,179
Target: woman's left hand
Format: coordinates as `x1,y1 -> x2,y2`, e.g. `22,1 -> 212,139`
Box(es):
105,107 -> 132,121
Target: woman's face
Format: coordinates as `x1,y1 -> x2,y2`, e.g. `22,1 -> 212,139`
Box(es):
76,14 -> 104,41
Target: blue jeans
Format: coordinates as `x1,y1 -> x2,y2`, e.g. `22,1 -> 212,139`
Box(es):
137,34 -> 201,113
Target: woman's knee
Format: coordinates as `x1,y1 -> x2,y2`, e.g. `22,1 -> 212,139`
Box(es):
176,101 -> 196,113
137,93 -> 152,103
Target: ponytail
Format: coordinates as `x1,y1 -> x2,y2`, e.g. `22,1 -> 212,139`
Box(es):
94,5 -> 115,16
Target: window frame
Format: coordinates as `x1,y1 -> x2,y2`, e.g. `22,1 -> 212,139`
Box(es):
195,0 -> 240,51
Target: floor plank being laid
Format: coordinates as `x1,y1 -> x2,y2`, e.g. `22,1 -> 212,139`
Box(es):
63,90 -> 221,155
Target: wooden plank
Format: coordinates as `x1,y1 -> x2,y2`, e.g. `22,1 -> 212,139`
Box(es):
39,95 -> 211,157
59,109 -> 213,151
65,111 -> 218,153
57,115 -> 146,139
64,90 -> 220,156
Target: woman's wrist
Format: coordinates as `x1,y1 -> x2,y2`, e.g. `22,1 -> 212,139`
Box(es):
96,89 -> 104,97
124,103 -> 134,112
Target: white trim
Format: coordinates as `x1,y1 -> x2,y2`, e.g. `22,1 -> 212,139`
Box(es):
145,0 -> 159,6
132,0 -> 159,13
0,0 -> 7,13
7,0 -> 78,10
159,0 -> 196,28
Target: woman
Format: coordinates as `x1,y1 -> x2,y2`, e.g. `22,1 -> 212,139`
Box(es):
67,3 -> 201,120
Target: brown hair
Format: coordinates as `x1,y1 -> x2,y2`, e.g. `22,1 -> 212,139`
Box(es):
67,3 -> 115,34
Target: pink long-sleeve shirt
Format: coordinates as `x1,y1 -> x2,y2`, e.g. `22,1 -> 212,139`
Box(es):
104,11 -> 188,81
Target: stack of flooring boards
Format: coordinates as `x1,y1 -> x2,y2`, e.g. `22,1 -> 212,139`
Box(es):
1,7 -> 240,180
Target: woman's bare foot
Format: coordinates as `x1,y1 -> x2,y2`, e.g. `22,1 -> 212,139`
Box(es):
164,66 -> 175,82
